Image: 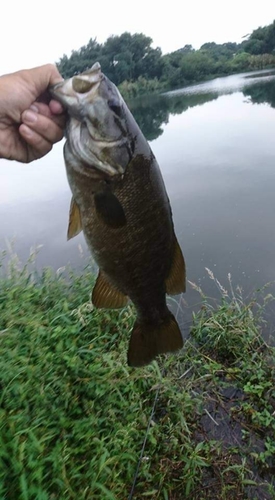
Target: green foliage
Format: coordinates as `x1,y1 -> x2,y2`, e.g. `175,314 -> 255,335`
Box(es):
57,32 -> 163,86
162,50 -> 217,89
0,256 -> 274,499
242,20 -> 275,55
58,38 -> 102,78
229,52 -> 251,71
249,53 -> 275,69
177,44 -> 195,54
56,21 -> 275,97
118,76 -> 164,99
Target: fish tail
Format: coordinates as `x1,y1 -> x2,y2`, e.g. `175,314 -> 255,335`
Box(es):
127,312 -> 183,367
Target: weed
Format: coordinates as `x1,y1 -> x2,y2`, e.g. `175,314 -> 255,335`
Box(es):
0,258 -> 274,499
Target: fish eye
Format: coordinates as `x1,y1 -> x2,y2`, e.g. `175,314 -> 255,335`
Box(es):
108,99 -> 122,117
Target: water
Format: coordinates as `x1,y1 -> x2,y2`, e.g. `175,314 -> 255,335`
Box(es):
1,70 -> 275,335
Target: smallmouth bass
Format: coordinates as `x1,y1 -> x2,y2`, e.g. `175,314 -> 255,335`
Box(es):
50,62 -> 186,367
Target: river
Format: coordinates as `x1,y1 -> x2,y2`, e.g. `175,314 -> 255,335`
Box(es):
1,69 -> 275,337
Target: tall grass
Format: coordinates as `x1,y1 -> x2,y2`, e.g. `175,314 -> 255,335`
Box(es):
119,77 -> 164,99
0,254 -> 274,499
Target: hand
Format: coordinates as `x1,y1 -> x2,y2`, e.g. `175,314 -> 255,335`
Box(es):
0,64 -> 66,163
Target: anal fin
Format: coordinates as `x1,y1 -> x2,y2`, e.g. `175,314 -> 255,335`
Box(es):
67,197 -> 82,240
92,270 -> 128,309
166,237 -> 186,295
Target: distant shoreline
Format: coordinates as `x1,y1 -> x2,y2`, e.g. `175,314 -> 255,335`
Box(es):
57,22 -> 275,99
119,65 -> 275,99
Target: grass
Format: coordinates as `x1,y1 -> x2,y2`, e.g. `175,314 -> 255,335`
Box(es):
0,253 -> 274,499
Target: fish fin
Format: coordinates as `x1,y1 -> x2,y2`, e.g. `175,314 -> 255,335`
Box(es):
127,312 -> 183,367
94,191 -> 126,228
67,198 -> 82,240
165,237 -> 186,295
92,270 -> 128,309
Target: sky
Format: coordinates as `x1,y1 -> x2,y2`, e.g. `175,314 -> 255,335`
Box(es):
1,0 -> 274,75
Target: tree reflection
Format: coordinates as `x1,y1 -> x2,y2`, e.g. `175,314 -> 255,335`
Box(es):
243,80 -> 275,108
128,92 -> 219,141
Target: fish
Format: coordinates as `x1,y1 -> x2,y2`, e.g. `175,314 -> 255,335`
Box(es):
50,62 -> 186,367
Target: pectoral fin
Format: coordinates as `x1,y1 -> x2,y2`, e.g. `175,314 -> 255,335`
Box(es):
67,198 -> 82,240
92,270 -> 128,309
165,237 -> 186,295
94,191 -> 126,228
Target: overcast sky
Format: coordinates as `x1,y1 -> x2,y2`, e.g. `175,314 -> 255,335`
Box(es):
1,0 -> 274,75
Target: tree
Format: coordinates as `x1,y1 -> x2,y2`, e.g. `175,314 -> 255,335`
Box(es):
135,47 -> 163,80
56,20 -> 275,96
229,52 -> 251,71
177,44 -> 194,54
242,21 -> 275,54
100,32 -> 160,83
243,38 -> 265,55
57,38 -> 101,78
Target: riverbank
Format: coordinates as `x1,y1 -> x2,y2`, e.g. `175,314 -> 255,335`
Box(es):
118,66 -> 275,100
57,22 -> 275,102
0,258 -> 274,499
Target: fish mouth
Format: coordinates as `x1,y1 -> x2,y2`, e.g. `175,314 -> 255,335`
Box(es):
49,63 -> 103,105
86,126 -> 126,147
49,81 -> 77,107
49,81 -> 64,99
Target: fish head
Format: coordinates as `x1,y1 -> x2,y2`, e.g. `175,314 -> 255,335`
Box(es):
50,63 -> 135,177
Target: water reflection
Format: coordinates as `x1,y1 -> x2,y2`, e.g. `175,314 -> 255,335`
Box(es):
243,79 -> 275,108
128,71 -> 275,142
243,70 -> 275,79
165,69 -> 275,97
128,92 -> 219,141
1,69 -> 275,338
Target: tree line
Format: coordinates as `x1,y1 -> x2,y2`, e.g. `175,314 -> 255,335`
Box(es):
57,21 -> 275,97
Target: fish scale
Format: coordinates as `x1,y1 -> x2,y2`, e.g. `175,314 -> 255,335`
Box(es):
50,62 -> 186,367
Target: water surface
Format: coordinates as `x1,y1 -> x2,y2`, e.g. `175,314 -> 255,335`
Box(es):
1,70 -> 275,336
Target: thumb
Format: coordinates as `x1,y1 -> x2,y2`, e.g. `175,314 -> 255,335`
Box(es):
22,64 -> 63,96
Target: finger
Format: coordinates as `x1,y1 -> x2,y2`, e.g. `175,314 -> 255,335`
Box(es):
29,102 -> 66,128
30,102 -> 52,117
49,99 -> 64,115
21,109 -> 64,144
21,64 -> 63,96
19,124 -> 53,161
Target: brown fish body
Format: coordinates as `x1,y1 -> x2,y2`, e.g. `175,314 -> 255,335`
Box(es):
51,63 -> 186,366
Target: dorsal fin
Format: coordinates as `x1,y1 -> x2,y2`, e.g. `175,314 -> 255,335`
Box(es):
92,270 -> 128,309
67,198 -> 82,240
165,237 -> 186,295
